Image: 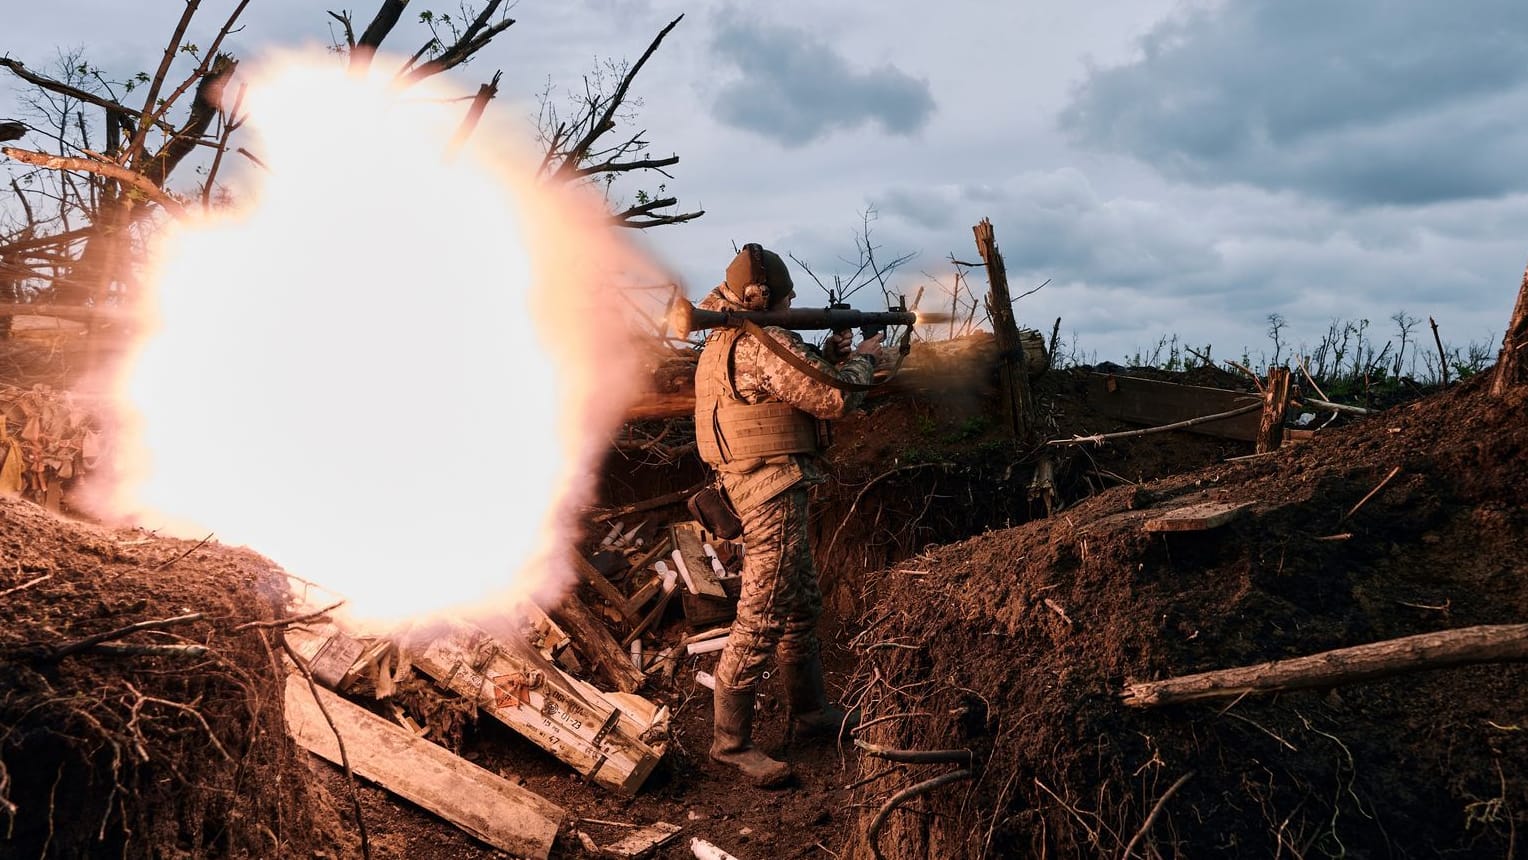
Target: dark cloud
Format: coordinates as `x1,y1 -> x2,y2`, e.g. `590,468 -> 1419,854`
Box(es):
880,169 -> 1223,289
1060,0 -> 1528,205
707,14 -> 935,146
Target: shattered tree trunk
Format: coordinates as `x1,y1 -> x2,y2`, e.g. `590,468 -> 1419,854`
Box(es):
1255,367 -> 1292,454
1491,261 -> 1528,396
973,218 -> 1035,444
1123,623 -> 1528,707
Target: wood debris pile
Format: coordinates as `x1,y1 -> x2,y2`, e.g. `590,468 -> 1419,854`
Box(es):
272,506 -> 750,857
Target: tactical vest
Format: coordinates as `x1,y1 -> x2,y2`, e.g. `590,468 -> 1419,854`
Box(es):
695,328 -> 821,471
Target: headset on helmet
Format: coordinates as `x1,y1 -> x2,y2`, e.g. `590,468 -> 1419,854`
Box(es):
724,242 -> 782,311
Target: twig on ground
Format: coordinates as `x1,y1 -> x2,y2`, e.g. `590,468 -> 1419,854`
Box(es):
91,643 -> 209,658
852,712 -> 935,735
1396,598 -> 1451,612
1119,771 -> 1194,860
0,573 -> 51,598
151,533 -> 215,571
1299,396 -> 1374,416
1342,466 -> 1401,521
50,612 -> 205,660
233,600 -> 345,632
1044,598 -> 1076,628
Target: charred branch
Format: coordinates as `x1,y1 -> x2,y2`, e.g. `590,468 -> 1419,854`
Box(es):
445,71 -> 501,159
612,196 -> 703,229
353,0 -> 411,71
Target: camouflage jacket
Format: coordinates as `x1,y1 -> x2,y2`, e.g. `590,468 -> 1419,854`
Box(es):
696,286 -> 876,510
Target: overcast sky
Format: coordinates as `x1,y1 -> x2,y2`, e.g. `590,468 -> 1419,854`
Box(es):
5,0 -> 1526,367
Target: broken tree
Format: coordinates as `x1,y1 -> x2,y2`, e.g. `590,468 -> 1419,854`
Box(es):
972,218 -> 1036,444
1492,258 -> 1528,396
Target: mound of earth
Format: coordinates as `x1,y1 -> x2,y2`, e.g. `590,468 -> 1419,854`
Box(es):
845,373 -> 1527,858
0,500 -> 349,858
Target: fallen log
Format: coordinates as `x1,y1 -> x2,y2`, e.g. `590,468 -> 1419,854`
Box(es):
1123,623 -> 1528,707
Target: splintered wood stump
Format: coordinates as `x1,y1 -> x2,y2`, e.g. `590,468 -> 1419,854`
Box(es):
1492,260 -> 1528,396
1256,367 -> 1292,454
973,218 -> 1035,443
1123,623 -> 1528,707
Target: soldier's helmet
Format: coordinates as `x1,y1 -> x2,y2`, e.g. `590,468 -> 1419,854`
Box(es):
722,243 -> 793,311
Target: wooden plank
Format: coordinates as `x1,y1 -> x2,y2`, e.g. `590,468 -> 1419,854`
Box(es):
283,674 -> 563,859
671,523 -> 727,598
1086,373 -> 1261,441
598,821 -> 683,858
1143,501 -> 1254,533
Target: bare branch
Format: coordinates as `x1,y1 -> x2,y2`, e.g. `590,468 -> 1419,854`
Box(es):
401,4 -> 516,83
571,153 -> 679,179
611,196 -> 702,229
554,15 -> 684,180
122,0 -> 202,169
0,59 -> 168,133
3,147 -> 186,218
327,10 -> 357,48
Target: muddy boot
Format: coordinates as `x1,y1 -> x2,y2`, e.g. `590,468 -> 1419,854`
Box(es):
783,658 -> 860,739
711,688 -> 792,788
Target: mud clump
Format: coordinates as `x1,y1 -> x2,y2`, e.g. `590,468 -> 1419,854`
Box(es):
846,375 -> 1528,858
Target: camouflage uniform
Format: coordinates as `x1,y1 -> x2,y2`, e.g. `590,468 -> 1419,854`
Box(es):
695,295 -> 876,696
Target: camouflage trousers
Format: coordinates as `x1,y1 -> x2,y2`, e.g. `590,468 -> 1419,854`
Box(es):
714,486 -> 822,694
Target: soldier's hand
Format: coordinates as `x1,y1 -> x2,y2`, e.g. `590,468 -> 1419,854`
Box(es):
824,329 -> 853,364
855,333 -> 886,367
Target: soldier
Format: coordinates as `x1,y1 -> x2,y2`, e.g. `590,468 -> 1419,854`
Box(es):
693,243 -> 885,787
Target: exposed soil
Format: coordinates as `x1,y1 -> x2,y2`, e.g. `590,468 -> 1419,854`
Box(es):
1,329 -> 1522,859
